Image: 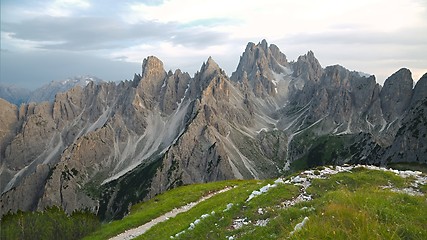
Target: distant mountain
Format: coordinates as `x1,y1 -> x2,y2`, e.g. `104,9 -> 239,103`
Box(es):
28,76 -> 104,103
0,84 -> 30,105
0,76 -> 104,105
0,40 -> 425,220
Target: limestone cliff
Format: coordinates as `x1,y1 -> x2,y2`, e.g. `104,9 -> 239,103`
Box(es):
0,40 -> 425,220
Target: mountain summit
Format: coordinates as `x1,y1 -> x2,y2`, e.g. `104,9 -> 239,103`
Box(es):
0,40 -> 425,220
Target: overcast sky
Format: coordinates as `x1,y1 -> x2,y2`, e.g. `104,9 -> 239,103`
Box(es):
1,0 -> 426,89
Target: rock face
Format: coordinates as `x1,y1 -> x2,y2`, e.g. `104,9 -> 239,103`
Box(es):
0,99 -> 19,192
292,50 -> 323,82
380,68 -> 413,122
231,40 -> 291,98
1,40 -> 425,220
381,74 -> 427,164
0,99 -> 18,156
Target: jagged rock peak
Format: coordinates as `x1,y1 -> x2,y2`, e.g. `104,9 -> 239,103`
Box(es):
200,56 -> 222,78
269,43 -> 288,65
245,42 -> 256,51
136,56 -> 168,108
296,50 -> 317,64
205,56 -> 220,69
382,68 -> 413,91
292,50 -> 323,82
386,68 -> 412,81
380,68 -> 413,121
141,56 -> 166,79
260,39 -> 269,51
411,72 -> 427,105
231,39 -> 289,83
255,39 -> 288,63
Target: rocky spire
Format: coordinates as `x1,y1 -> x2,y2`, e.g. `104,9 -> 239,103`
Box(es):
230,39 -> 290,97
141,56 -> 167,81
231,40 -> 290,82
292,50 -> 323,82
411,72 -> 427,106
260,39 -> 268,52
136,56 -> 168,109
200,56 -> 221,80
382,71 -> 427,164
269,43 -> 288,67
380,68 -> 413,121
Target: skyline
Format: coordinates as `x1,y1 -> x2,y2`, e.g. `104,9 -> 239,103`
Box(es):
1,0 -> 426,89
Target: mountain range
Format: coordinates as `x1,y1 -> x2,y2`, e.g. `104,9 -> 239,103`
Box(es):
0,76 -> 104,105
0,40 -> 426,220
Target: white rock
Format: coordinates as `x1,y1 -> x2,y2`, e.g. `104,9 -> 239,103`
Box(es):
290,217 -> 309,236
255,219 -> 269,227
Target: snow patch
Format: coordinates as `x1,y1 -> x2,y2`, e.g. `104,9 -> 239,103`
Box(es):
279,65 -> 293,75
161,78 -> 167,89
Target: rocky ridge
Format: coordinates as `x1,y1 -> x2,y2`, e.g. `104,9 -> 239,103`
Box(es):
0,40 -> 425,219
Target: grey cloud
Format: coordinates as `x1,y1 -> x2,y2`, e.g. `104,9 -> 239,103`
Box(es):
114,56 -> 129,61
0,50 -> 140,89
2,16 -> 229,51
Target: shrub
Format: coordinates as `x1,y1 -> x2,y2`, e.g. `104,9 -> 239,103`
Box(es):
0,207 -> 100,240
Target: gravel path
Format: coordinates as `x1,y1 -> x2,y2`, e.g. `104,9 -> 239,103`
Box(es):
109,186 -> 233,240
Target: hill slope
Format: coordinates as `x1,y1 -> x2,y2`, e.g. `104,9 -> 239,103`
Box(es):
81,165 -> 426,240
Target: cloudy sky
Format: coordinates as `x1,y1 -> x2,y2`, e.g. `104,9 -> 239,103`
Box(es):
1,0 -> 426,89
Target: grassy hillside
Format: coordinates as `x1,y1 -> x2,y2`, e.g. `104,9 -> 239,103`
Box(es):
88,165 -> 427,239
83,180 -> 253,240
2,165 -> 425,240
